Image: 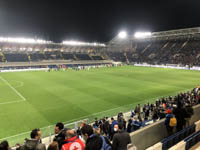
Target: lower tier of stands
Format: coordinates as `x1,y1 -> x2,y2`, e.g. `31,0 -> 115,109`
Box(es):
0,52 -> 105,62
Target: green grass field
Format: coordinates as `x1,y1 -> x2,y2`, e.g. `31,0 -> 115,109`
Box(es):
0,66 -> 200,145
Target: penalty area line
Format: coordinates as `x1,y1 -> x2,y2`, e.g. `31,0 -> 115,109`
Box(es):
0,76 -> 26,101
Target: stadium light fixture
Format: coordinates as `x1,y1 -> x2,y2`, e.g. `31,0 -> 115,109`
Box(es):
0,37 -> 52,44
62,41 -> 105,47
118,31 -> 127,39
134,32 -> 152,39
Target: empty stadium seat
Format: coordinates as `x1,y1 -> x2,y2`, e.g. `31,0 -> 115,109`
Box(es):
185,130 -> 200,150
162,124 -> 196,150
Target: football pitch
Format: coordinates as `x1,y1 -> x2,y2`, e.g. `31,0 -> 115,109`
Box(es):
0,66 -> 199,144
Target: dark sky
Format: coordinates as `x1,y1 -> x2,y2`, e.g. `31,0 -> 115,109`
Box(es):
0,0 -> 200,43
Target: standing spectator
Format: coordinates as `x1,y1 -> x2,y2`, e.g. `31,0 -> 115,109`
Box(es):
81,125 -> 102,150
19,128 -> 46,150
173,104 -> 187,132
164,109 -> 174,136
110,118 -> 118,140
102,117 -> 110,136
53,122 -> 66,150
184,103 -> 194,127
0,141 -> 9,150
112,123 -> 131,150
127,119 -> 133,133
61,130 -> 85,150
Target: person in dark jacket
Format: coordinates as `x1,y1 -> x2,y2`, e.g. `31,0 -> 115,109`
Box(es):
19,128 -> 46,150
81,125 -> 102,150
127,119 -> 133,133
173,105 -> 187,132
112,123 -> 131,150
0,141 -> 9,150
53,122 -> 66,150
184,103 -> 194,127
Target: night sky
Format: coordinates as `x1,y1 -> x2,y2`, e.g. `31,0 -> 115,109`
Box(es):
0,0 -> 200,43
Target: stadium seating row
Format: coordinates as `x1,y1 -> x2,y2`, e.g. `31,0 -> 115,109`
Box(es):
0,52 -> 104,62
146,119 -> 200,150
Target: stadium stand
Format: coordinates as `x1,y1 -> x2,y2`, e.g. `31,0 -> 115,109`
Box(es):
107,27 -> 200,66
4,53 -> 29,62
91,55 -> 104,60
61,53 -> 75,60
75,53 -> 91,60
29,52 -> 46,61
2,27 -> 200,150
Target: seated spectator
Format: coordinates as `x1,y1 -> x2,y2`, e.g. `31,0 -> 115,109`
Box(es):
61,129 -> 85,150
53,122 -> 66,150
47,142 -> 59,150
112,123 -> 131,150
19,128 -> 46,150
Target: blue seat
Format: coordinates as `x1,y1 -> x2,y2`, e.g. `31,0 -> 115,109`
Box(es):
162,124 -> 196,150
185,130 -> 200,150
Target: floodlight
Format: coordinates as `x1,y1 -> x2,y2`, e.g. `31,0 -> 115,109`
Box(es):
134,32 -> 152,39
118,31 -> 127,39
62,41 -> 105,47
0,37 -> 51,44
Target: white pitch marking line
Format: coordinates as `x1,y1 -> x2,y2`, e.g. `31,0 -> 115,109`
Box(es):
0,100 -> 25,105
0,76 -> 26,101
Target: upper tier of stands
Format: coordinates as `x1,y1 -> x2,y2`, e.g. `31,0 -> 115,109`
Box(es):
106,27 -> 200,66
106,38 -> 200,66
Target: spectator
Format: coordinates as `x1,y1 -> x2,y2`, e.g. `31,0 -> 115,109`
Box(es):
47,142 -> 59,150
164,109 -> 174,136
184,103 -> 194,127
127,119 -> 133,133
152,109 -> 159,122
0,141 -> 9,150
0,144 -> 4,150
81,125 -> 102,150
110,118 -> 118,140
102,117 -> 110,136
53,122 -> 66,150
112,123 -> 131,150
173,104 -> 187,132
19,128 -> 46,150
61,130 -> 85,150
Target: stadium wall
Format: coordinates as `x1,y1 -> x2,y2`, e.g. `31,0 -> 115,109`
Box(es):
133,63 -> 200,71
130,104 -> 200,150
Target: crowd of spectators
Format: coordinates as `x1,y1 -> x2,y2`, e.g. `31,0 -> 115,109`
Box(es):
1,87 -> 200,150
